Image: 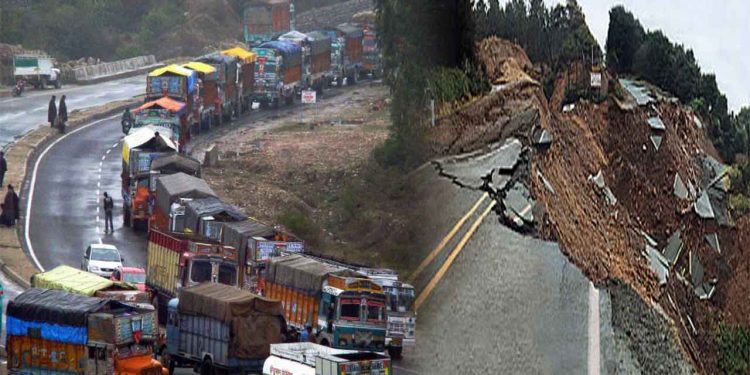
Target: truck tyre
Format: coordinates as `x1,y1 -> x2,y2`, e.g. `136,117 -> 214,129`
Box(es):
40,78 -> 46,90
284,95 -> 293,106
200,358 -> 214,375
320,339 -> 330,347
123,207 -> 131,228
54,80 -> 61,89
388,346 -> 403,359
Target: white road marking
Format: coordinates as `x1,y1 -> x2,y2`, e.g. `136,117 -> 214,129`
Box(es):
98,238 -> 103,244
588,282 -> 601,375
96,207 -> 100,214
24,114 -> 119,272
97,181 -> 100,188
96,216 -> 100,222
112,142 -> 118,148
105,149 -> 111,155
101,155 -> 106,160
99,161 -> 103,167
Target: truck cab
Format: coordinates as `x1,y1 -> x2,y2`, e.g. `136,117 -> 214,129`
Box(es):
316,276 -> 388,353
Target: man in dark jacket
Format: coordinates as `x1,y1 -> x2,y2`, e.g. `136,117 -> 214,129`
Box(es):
0,151 -> 7,187
1,185 -> 19,227
103,192 -> 114,233
58,95 -> 68,125
48,96 -> 57,127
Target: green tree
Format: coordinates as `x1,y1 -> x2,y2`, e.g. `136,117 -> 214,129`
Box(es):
605,6 -> 644,73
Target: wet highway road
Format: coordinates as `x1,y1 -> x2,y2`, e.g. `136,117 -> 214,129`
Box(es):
26,115 -> 147,271
0,76 -> 143,148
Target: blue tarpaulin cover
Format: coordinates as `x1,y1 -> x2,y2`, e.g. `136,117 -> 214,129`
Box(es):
258,40 -> 302,66
7,316 -> 88,345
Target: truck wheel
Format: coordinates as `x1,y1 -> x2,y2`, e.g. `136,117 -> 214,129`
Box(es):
40,78 -> 47,90
200,358 -> 214,375
320,339 -> 330,347
123,208 -> 131,228
388,346 -> 403,359
54,80 -> 61,89
284,95 -> 293,106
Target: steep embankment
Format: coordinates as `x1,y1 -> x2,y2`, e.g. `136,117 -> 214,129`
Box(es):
428,36 -> 728,373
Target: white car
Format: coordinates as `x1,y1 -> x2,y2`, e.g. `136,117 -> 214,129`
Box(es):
82,244 -> 124,277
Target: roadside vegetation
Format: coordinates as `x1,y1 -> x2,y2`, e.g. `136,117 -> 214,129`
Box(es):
0,0 -> 349,61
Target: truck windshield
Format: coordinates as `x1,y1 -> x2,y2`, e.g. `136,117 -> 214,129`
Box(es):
384,286 -> 416,313
218,263 -> 236,286
339,299 -> 360,321
367,301 -> 385,322
190,260 -> 212,283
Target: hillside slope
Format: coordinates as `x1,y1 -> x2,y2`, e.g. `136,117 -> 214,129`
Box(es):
428,36 -> 741,373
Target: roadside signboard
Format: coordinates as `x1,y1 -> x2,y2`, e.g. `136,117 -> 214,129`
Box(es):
301,90 -> 316,104
590,72 -> 602,88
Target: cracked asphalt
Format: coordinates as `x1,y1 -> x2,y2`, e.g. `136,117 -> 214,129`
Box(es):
406,153 -> 601,374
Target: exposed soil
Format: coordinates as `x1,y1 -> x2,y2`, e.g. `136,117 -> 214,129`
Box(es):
193,84 -> 418,274
430,37 -> 743,373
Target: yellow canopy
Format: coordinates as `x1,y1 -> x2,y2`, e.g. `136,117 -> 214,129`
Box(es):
183,61 -> 217,74
149,64 -> 194,77
221,47 -> 257,64
31,265 -> 124,296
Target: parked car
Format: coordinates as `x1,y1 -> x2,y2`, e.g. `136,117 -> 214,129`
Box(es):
111,266 -> 147,291
82,243 -> 123,277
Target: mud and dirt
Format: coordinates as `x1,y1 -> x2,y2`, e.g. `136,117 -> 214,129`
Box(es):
427,36 -> 741,373
192,84 -> 419,274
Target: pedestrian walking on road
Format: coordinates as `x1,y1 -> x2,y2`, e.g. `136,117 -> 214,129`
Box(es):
48,96 -> 57,128
103,192 -> 114,233
0,151 -> 8,187
1,185 -> 19,227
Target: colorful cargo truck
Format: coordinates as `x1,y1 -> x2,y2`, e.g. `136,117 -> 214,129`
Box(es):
252,40 -> 303,107
325,24 -> 364,85
278,30 -> 332,93
263,343 -> 392,375
165,283 -> 286,374
145,227 -> 239,324
182,61 -> 219,131
146,65 -> 197,139
122,127 -> 178,229
221,47 -> 257,114
299,256 -> 416,359
261,255 -> 387,352
244,0 -> 291,46
222,218 -> 305,292
6,288 -> 165,375
197,53 -> 240,124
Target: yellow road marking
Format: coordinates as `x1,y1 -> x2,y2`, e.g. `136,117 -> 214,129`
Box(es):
414,200 -> 497,311
407,193 -> 488,284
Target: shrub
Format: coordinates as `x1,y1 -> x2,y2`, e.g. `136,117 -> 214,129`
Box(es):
729,194 -> 750,217
718,324 -> 750,375
278,210 -> 319,245
427,67 -> 471,104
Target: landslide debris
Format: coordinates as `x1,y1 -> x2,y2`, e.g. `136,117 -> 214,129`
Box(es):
429,37 -> 734,373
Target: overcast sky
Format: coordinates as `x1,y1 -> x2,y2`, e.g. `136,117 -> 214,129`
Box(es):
547,0 -> 749,111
